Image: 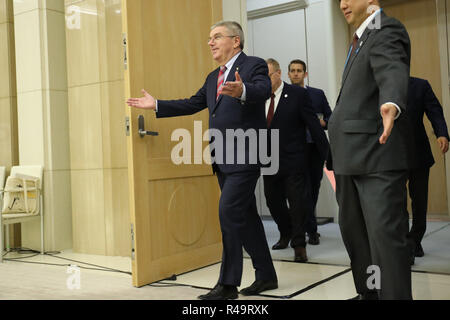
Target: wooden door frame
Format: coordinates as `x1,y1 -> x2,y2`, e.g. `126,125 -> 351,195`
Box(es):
436,0 -> 450,218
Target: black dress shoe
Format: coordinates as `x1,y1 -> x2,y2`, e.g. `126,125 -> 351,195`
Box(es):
240,280 -> 278,296
308,232 -> 321,245
198,284 -> 238,300
350,292 -> 379,300
415,243 -> 424,257
294,246 -> 308,263
272,237 -> 290,250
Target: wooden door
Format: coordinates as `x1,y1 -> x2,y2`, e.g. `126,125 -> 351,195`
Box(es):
384,0 -> 448,216
122,0 -> 223,287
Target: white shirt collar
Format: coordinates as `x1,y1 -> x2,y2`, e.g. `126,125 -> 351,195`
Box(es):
224,51 -> 242,70
274,81 -> 284,97
355,9 -> 381,39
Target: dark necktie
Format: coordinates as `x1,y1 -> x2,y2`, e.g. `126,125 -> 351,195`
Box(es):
350,34 -> 359,58
216,65 -> 227,100
267,93 -> 276,127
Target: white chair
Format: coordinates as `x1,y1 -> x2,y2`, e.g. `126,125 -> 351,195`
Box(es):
0,166 -> 44,263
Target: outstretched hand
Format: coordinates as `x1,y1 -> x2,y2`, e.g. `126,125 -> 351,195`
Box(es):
437,137 -> 449,154
379,103 -> 398,145
127,89 -> 156,110
221,72 -> 244,98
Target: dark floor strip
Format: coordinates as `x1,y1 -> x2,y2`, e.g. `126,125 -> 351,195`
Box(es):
257,268 -> 353,299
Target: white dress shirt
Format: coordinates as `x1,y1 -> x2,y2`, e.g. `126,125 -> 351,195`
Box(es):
265,81 -> 284,118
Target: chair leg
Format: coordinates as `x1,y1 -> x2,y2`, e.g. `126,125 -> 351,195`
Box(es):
5,225 -> 9,252
40,194 -> 44,255
0,223 -> 3,263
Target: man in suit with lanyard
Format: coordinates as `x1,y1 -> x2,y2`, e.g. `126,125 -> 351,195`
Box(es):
328,0 -> 413,299
406,77 -> 449,263
127,21 -> 278,300
263,58 -> 329,262
288,59 -> 332,246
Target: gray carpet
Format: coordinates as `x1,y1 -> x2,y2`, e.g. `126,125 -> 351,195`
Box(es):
246,220 -> 450,274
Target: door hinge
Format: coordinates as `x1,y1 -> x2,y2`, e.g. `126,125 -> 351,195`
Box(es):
131,223 -> 135,260
125,116 -> 130,136
123,33 -> 128,70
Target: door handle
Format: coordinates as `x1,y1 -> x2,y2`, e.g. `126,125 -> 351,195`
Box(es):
138,115 -> 159,137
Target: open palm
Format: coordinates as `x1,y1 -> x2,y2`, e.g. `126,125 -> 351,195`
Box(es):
127,89 -> 156,110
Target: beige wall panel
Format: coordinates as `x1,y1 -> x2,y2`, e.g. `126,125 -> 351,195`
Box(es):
21,169 -> 73,250
0,22 -> 15,98
13,0 -> 39,16
71,169 -> 106,254
68,84 -> 104,170
46,90 -> 71,171
103,168 -> 130,257
17,90 -> 45,165
13,9 -> 43,93
0,0 -> 14,24
384,0 -> 448,215
100,80 -> 127,169
65,0 -> 101,87
0,96 -> 17,166
45,10 -> 68,92
99,0 -> 123,83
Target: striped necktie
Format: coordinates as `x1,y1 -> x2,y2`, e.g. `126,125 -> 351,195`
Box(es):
216,65 -> 227,101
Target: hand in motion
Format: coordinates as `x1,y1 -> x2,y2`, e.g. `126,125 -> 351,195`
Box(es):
437,137 -> 449,154
379,103 -> 398,145
221,72 -> 244,98
127,89 -> 156,110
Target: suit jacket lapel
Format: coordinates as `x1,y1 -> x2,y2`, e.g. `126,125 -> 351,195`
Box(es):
209,68 -> 220,111
212,52 -> 247,113
341,28 -> 372,87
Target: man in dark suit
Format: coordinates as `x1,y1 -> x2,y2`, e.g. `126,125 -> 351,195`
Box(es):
288,59 -> 332,245
127,21 -> 277,300
263,58 -> 329,262
328,1 -> 412,299
407,77 -> 449,262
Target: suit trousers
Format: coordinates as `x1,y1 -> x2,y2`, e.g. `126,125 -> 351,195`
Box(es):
407,167 -> 430,247
263,172 -> 312,248
305,143 -> 325,235
216,170 -> 277,286
335,171 -> 412,300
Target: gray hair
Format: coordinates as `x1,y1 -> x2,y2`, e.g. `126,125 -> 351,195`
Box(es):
211,21 -> 245,50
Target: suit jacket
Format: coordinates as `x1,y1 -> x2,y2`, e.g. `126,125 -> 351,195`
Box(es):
156,52 -> 271,173
407,77 -> 450,169
305,86 -> 332,143
268,83 -> 329,175
328,11 -> 412,175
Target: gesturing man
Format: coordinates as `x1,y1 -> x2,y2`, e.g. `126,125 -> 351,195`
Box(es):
127,21 -> 277,300
328,1 -> 413,299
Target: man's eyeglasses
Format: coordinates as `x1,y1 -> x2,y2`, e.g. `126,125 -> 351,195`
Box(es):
208,34 -> 237,44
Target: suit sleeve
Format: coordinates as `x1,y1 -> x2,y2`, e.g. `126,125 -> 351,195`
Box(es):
369,22 -> 410,111
300,90 -> 330,161
242,59 -> 271,105
156,79 -> 208,118
320,90 -> 333,129
423,81 -> 450,139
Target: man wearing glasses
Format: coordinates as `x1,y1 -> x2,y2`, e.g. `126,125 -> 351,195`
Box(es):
127,21 -> 277,300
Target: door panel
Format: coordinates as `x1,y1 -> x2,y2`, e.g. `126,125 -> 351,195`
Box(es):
122,0 -> 223,287
385,0 -> 448,215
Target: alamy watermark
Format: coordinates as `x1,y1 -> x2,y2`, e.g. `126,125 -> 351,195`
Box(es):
367,265 -> 381,290
367,5 -> 381,30
66,5 -> 81,30
66,265 -> 81,290
170,121 -> 280,175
